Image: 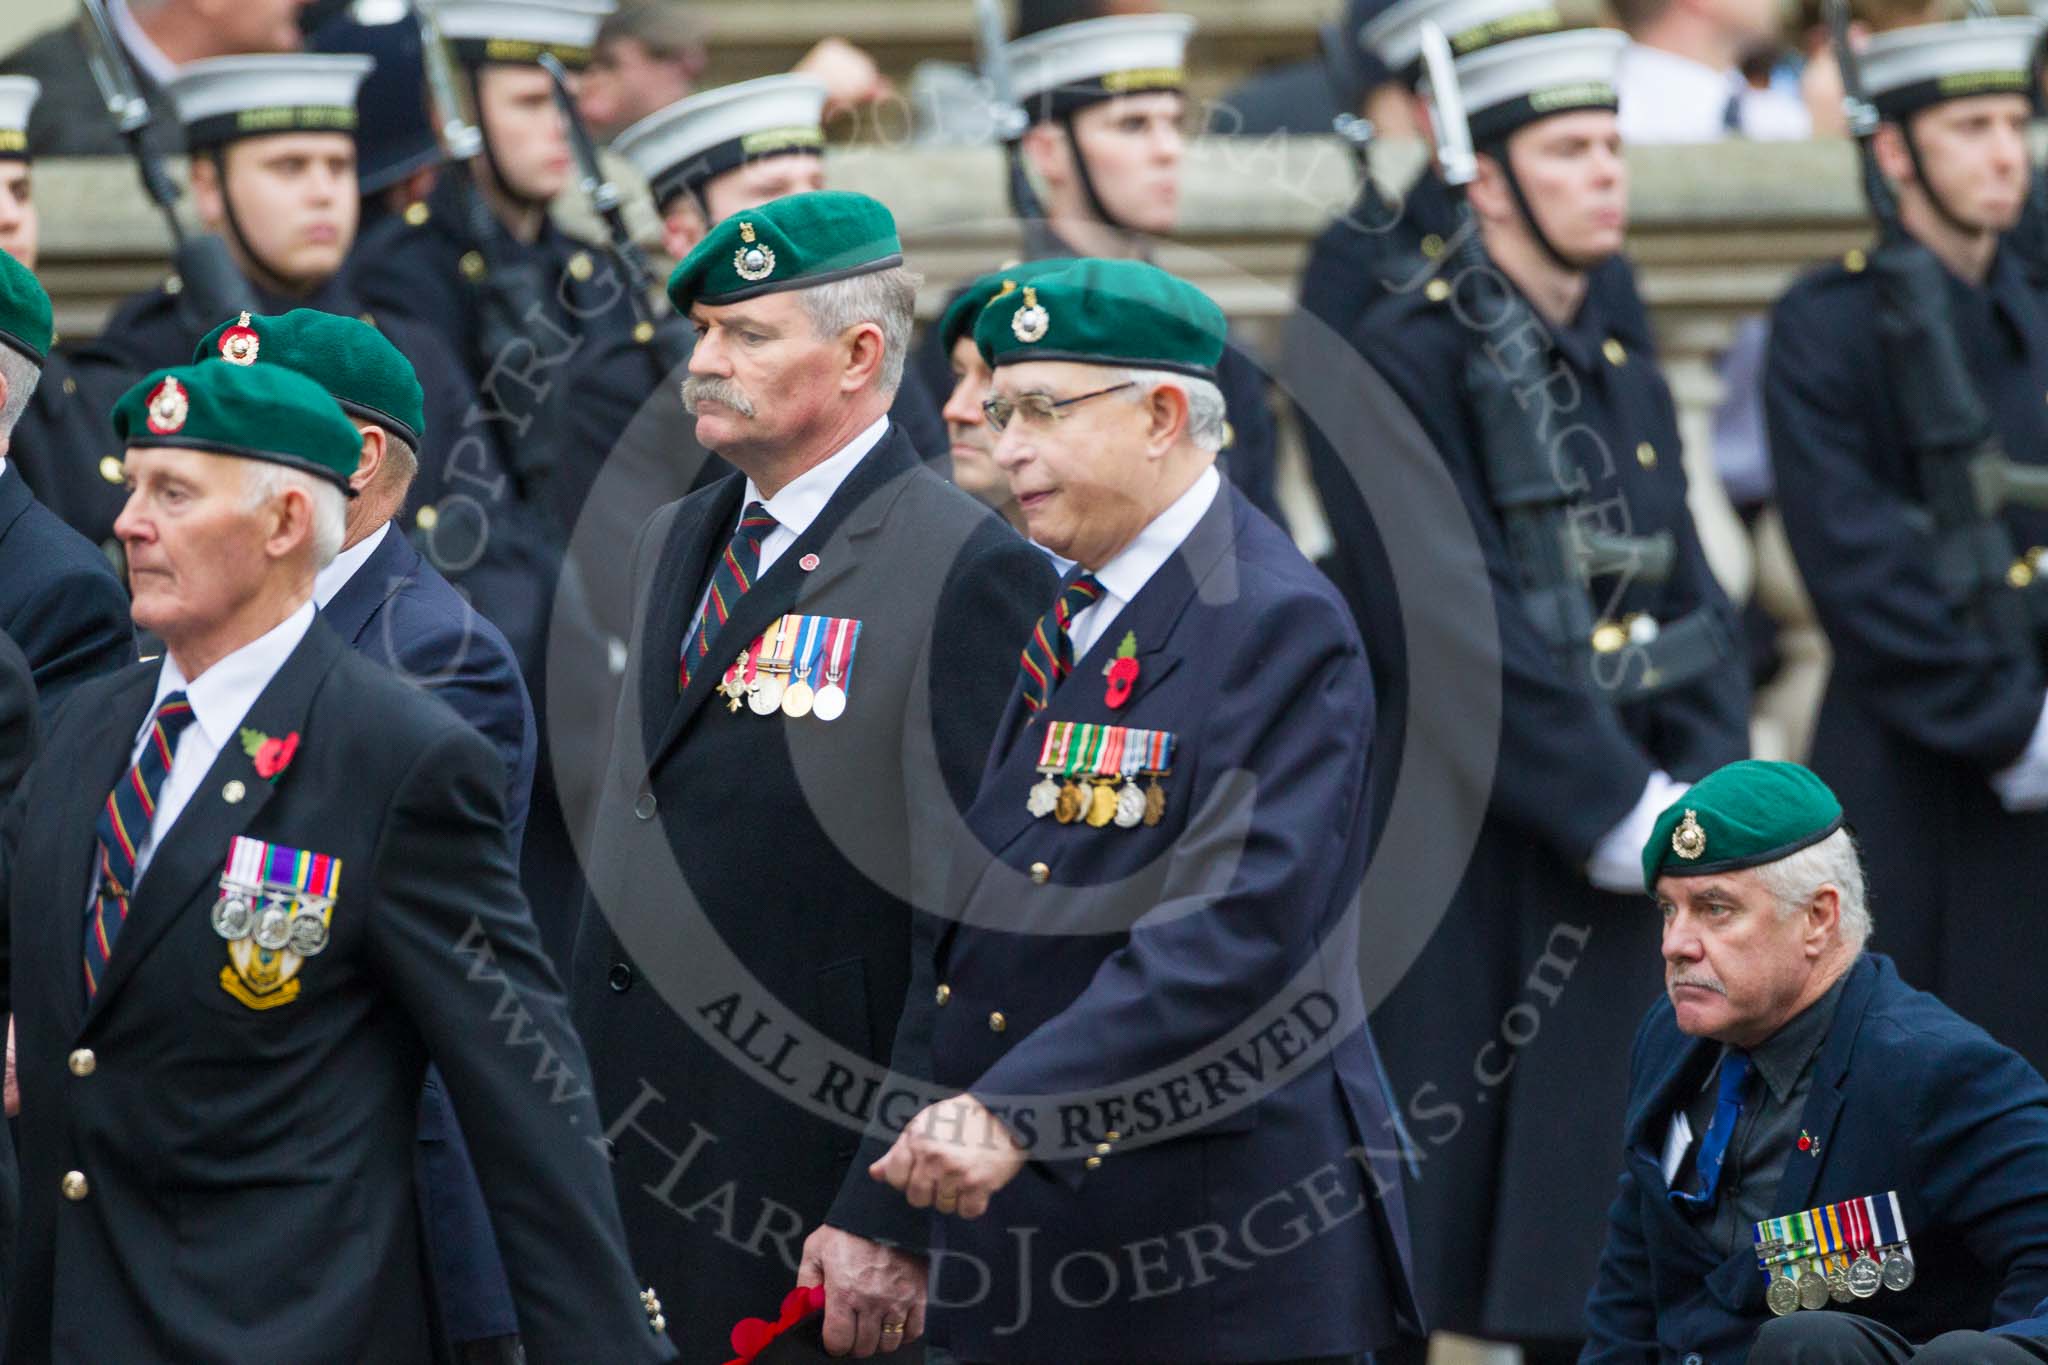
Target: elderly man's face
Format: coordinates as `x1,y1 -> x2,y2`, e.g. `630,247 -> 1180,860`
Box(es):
116,448 -> 275,641
1657,870 -> 1833,1048
683,289 -> 849,460
989,359 -> 1155,569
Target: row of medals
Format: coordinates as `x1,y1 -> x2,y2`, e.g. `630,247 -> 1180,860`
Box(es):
212,888 -> 331,957
722,651 -> 848,722
1028,772 -> 1168,828
1763,1242 -> 1915,1316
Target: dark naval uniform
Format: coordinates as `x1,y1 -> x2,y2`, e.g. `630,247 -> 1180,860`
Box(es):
569,425 -> 1052,1364
1767,245 -> 2048,1076
350,177 -> 643,533
1353,268 -> 1749,1342
8,345 -> 130,562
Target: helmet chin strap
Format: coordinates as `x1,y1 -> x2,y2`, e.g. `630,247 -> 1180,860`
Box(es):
1900,122 -> 1987,242
1055,114 -> 1152,259
467,66 -> 550,214
1486,139 -> 1607,277
212,149 -> 308,299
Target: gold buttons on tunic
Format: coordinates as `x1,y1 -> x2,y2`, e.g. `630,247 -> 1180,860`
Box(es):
1421,233 -> 1445,260
1636,441 -> 1657,470
1603,338 -> 1628,367
99,456 -> 125,484
416,505 -> 440,532
1844,248 -> 1867,273
404,201 -> 431,227
1084,1156 -> 1102,1170
61,1171 -> 88,1201
1424,278 -> 1451,303
459,251 -> 487,281
67,1049 -> 95,1077
1591,621 -> 1629,654
988,1012 -> 1006,1033
568,251 -> 595,282
935,984 -> 951,1006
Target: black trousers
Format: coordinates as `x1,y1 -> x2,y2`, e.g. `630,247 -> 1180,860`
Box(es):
1751,1313 -> 2048,1363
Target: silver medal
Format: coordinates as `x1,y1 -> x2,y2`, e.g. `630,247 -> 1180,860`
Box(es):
288,912 -> 330,957
749,675 -> 785,716
1881,1250 -> 1915,1292
1114,782 -> 1147,828
812,684 -> 847,722
253,905 -> 293,951
1027,777 -> 1059,818
1848,1253 -> 1882,1299
211,892 -> 254,941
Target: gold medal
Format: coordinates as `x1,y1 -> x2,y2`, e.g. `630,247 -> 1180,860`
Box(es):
1086,781 -> 1117,828
781,680 -> 814,718
1055,782 -> 1085,825
721,652 -> 749,713
1143,779 -> 1166,827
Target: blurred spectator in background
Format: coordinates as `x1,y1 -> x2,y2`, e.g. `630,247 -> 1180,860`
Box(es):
1209,0 -> 1422,141
577,0 -> 709,140
0,0 -> 311,159
1615,0 -> 1810,141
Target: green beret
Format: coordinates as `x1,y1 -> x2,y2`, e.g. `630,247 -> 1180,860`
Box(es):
1642,760 -> 1845,893
974,257 -> 1226,380
667,190 -> 903,313
0,247 -> 52,364
112,361 -> 363,495
937,259 -> 1079,356
192,309 -> 425,449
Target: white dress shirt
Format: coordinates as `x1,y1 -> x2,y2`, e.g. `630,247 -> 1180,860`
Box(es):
98,601 -> 315,897
1615,44 -> 1810,145
313,522 -> 390,610
691,415 -> 890,627
1066,466 -> 1221,661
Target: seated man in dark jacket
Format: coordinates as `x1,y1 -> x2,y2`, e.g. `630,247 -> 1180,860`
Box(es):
1584,760 -> 2048,1365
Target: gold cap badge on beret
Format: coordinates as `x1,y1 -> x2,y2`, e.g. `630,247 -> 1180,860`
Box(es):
219,312 -> 260,366
146,376 -> 189,434
1012,286 -> 1050,343
734,221 -> 776,282
1672,809 -> 1706,861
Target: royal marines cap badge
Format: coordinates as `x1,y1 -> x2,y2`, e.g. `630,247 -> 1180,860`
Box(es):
218,312 -> 261,365
734,221 -> 777,282
212,835 -> 340,1010
1672,808 -> 1706,860
145,376 -> 189,434
1011,285 -> 1050,344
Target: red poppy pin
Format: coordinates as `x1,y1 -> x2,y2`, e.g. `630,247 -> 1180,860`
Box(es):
1104,631 -> 1139,709
724,1285 -> 826,1364
1797,1129 -> 1820,1156
239,727 -> 301,782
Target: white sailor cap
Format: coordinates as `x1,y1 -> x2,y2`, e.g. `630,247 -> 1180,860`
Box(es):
1423,28 -> 1625,146
1862,17 -> 2041,121
166,55 -> 374,150
613,75 -> 829,211
1005,14 -> 1197,121
432,0 -> 615,70
1364,0 -> 1566,83
0,77 -> 38,159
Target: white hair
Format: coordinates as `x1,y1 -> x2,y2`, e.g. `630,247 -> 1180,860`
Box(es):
798,265 -> 922,398
1755,827 -> 1872,951
241,461 -> 347,569
0,347 -> 42,439
1110,366 -> 1229,453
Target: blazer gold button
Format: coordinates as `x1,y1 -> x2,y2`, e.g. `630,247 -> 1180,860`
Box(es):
1084,1156 -> 1102,1170
988,1011 -> 1006,1033
1029,862 -> 1049,885
67,1049 -> 95,1077
61,1171 -> 88,1201
1635,442 -> 1657,470
223,780 -> 246,805
1104,1130 -> 1120,1142
634,792 -> 658,821
934,984 -> 951,1006
1095,1142 -> 1111,1155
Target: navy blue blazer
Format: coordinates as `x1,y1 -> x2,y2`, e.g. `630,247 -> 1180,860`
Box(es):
0,465 -> 133,720
320,525 -> 538,1351
910,482 -> 1422,1363
1582,953 -> 2048,1364
321,525 -> 536,855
